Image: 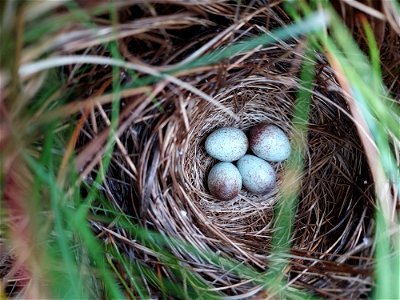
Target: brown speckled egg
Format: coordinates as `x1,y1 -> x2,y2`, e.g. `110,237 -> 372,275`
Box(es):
207,162 -> 242,200
249,124 -> 291,162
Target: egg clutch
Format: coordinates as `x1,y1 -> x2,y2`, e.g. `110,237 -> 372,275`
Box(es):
205,124 -> 291,200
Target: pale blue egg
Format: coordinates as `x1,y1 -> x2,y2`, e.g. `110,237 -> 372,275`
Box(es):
237,154 -> 276,194
249,124 -> 291,162
208,162 -> 242,200
205,127 -> 248,162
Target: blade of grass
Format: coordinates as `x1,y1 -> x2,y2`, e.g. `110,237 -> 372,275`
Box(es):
264,41 -> 316,296
170,11 -> 328,72
373,208 -> 400,300
23,137 -> 85,299
20,124 -> 125,298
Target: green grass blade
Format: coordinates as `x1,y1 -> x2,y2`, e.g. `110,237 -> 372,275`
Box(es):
264,41 -> 316,296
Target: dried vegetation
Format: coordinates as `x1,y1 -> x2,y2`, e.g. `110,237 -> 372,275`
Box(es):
1,0 -> 399,298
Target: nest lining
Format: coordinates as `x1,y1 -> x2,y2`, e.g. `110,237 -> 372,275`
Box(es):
182,80 -> 293,244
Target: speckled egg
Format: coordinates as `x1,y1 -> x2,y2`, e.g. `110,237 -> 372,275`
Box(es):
205,127 -> 248,162
207,162 -> 242,200
249,124 -> 291,162
237,154 -> 276,194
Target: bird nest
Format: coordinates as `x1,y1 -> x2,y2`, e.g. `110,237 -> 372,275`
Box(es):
76,3 -> 375,299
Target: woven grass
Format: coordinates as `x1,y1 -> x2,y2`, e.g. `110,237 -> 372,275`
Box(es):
4,0 -> 399,298
73,3 -> 377,298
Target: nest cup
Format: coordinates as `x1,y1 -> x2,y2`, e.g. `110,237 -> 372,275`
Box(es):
183,80 -> 294,248
175,56 -> 374,280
